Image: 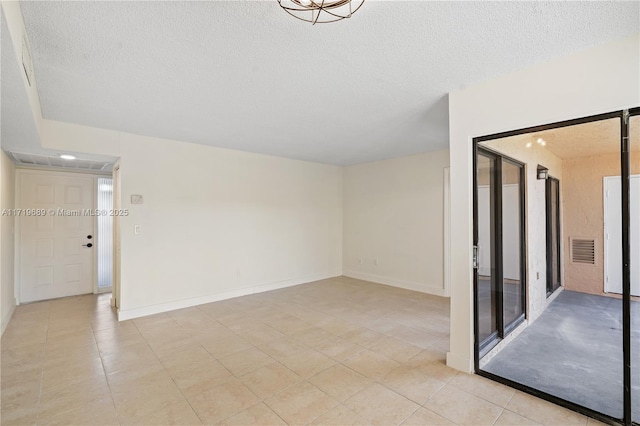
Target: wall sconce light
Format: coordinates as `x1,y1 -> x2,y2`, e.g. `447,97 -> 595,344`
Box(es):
537,165 -> 549,180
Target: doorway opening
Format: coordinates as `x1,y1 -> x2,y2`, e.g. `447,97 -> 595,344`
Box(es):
16,169 -> 114,303
472,109 -> 639,425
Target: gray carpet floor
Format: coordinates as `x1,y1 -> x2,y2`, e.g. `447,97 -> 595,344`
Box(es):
483,290 -> 639,421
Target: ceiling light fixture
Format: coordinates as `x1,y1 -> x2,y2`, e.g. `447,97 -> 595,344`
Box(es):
277,0 -> 365,24
60,154 -> 76,160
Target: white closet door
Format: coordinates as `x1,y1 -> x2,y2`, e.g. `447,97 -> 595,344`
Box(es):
604,175 -> 640,296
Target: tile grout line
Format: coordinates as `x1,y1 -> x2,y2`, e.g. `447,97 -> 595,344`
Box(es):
34,302 -> 52,426
167,310 -> 318,424
90,305 -> 122,426
135,315 -> 206,425
492,406 -> 507,426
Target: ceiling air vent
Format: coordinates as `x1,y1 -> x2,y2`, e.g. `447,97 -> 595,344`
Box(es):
8,151 -> 113,173
571,237 -> 595,264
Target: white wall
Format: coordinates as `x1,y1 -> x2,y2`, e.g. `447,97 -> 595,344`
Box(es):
41,122 -> 343,319
480,138 -> 563,322
1,150 -> 17,334
343,150 -> 450,296
448,34 -> 640,373
0,1 -> 343,320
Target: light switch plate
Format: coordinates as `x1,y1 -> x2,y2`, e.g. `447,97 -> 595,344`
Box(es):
131,194 -> 143,204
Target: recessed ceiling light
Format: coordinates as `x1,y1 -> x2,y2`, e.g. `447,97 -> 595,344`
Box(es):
60,154 -> 76,160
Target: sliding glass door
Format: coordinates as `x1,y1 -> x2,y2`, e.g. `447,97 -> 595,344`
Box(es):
501,159 -> 525,332
546,177 -> 561,295
472,109 -> 638,425
476,152 -> 498,347
474,148 -> 525,355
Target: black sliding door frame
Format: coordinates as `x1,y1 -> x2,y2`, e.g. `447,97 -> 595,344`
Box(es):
473,146 -> 526,359
546,176 -> 561,296
474,149 -> 500,354
622,107 -> 639,426
471,109 -> 636,426
502,156 -> 527,337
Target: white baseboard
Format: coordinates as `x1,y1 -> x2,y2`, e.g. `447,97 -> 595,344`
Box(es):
1,302 -> 16,336
343,270 -> 447,297
117,271 -> 340,321
446,351 -> 474,373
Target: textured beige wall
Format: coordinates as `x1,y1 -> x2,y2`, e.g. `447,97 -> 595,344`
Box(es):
563,151 -> 640,295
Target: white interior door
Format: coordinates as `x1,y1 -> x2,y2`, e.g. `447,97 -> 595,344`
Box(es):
604,175 -> 640,296
19,171 -> 95,303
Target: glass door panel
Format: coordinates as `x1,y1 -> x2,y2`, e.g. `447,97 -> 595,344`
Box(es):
546,177 -> 561,295
477,152 -> 498,345
97,178 -> 113,290
502,160 -> 524,329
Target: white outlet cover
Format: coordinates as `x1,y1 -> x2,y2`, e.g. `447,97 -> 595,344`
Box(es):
131,194 -> 143,204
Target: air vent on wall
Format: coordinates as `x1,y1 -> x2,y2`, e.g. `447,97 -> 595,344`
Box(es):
571,237 -> 595,264
8,151 -> 113,172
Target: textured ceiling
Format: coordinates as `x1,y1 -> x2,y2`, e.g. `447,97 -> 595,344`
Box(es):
18,1 -> 640,165
1,10 -> 41,157
1,10 -> 117,167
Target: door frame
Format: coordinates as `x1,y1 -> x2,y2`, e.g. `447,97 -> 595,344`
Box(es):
111,161 -> 121,310
621,107 -> 639,426
470,109 -> 634,426
14,167 -> 109,304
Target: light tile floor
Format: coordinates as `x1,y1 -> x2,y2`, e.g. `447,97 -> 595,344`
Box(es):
1,277 -> 599,425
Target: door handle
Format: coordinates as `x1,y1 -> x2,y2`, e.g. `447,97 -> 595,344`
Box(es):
473,245 -> 479,269
82,243 -> 93,248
